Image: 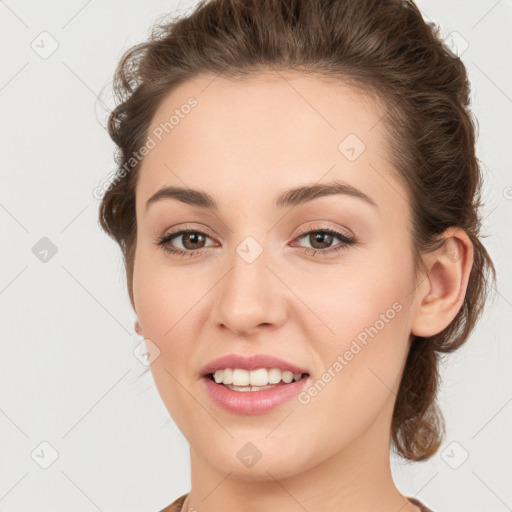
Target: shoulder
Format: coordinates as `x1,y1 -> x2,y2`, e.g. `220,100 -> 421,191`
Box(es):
159,492 -> 189,512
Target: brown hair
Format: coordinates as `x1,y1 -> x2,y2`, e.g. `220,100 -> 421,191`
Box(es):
98,0 -> 496,461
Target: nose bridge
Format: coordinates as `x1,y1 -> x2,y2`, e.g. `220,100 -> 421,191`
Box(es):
212,233 -> 284,334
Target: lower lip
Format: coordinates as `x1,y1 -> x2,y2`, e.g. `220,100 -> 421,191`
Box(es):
202,375 -> 310,415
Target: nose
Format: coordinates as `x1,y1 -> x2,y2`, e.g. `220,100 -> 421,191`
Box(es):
211,244 -> 287,337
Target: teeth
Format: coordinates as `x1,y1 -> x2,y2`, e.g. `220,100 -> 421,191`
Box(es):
268,368 -> 282,384
224,384 -> 280,392
212,368 -> 305,386
282,371 -> 293,384
222,368 -> 233,384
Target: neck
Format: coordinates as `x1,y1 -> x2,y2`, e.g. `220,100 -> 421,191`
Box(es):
184,393 -> 419,512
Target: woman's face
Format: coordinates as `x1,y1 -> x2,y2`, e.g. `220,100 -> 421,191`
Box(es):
132,72 -> 423,479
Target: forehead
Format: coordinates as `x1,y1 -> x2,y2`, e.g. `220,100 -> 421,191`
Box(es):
136,71 -> 406,215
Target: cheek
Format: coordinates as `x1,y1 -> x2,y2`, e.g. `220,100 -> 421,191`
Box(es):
301,245 -> 414,409
132,247 -> 198,391
132,244 -> 190,332
133,250 -> 198,425
310,243 -> 413,342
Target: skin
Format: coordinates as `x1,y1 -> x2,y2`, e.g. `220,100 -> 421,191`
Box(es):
131,71 -> 474,512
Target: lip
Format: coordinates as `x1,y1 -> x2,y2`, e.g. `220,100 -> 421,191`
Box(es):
199,353 -> 310,376
202,374 -> 311,415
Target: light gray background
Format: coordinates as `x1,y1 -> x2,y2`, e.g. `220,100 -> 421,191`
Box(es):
0,1 -> 510,511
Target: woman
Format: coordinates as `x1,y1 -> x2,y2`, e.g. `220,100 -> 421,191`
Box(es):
98,0 -> 496,510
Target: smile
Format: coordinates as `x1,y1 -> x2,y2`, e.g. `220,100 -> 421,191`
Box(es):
202,371 -> 310,415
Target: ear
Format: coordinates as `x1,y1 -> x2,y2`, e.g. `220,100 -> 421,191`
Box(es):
128,283 -> 142,335
129,284 -> 136,313
411,227 -> 474,338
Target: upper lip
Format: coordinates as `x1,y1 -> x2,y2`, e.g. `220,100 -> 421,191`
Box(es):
200,353 -> 310,376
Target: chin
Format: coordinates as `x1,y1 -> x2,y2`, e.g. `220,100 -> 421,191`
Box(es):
194,438 -> 319,481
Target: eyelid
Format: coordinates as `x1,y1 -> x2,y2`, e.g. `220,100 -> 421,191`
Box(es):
156,221 -> 357,261
160,223 -> 217,239
159,221 -> 353,244
294,222 -> 354,240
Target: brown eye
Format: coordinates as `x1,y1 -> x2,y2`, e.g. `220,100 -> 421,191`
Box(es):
293,227 -> 356,257
180,232 -> 207,250
307,231 -> 335,250
156,229 -> 215,257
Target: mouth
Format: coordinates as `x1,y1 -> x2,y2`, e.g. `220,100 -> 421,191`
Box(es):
204,369 -> 311,392
202,369 -> 311,415
199,354 -> 311,413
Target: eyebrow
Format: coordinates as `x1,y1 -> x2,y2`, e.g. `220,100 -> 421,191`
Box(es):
145,179 -> 378,213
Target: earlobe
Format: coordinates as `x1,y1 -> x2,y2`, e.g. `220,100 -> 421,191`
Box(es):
411,228 -> 474,338
135,319 -> 143,336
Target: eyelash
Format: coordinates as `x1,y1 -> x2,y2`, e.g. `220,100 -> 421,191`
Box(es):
155,226 -> 356,258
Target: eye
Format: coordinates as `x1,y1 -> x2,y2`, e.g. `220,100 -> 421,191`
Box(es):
156,229 -> 215,257
155,226 -> 356,258
292,227 -> 356,257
